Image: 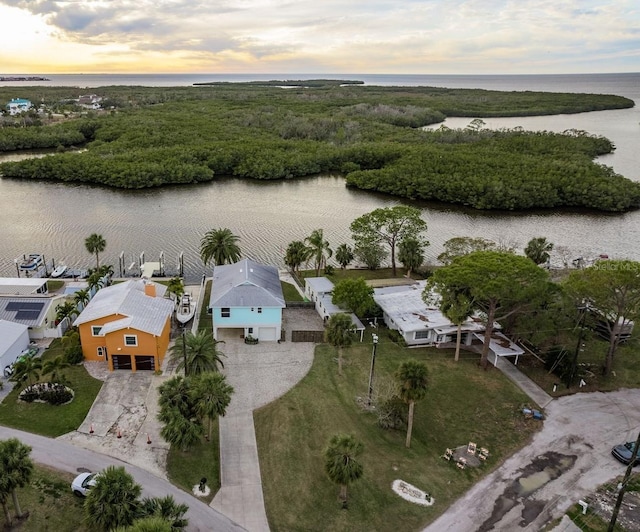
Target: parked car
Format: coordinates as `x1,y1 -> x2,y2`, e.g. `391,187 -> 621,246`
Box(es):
71,472 -> 98,497
611,442 -> 640,466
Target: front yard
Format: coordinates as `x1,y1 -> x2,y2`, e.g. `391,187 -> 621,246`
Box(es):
254,334 -> 539,531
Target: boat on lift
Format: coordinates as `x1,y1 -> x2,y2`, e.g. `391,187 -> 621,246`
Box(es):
18,253 -> 43,271
176,293 -> 197,324
51,264 -> 68,278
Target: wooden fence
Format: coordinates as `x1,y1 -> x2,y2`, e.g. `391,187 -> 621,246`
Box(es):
291,330 -> 326,343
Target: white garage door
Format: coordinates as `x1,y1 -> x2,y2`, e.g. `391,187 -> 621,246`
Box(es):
258,327 -> 277,341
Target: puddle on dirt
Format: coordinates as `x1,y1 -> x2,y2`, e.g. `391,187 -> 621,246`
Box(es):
478,451 -> 577,532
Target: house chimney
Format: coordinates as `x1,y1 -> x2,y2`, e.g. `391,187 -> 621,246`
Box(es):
144,282 -> 157,298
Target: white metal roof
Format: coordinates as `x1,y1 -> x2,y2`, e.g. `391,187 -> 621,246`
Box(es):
374,281 -> 482,334
0,320 -> 29,354
73,280 -> 172,337
305,277 -> 335,294
0,278 -> 48,296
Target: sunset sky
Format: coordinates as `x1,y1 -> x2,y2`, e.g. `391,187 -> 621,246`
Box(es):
1,0 -> 639,75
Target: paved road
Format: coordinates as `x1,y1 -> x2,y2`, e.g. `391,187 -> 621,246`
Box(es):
0,426 -> 245,532
423,389 -> 640,531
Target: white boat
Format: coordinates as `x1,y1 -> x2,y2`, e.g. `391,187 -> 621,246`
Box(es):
176,293 -> 197,324
51,265 -> 67,278
18,253 -> 43,271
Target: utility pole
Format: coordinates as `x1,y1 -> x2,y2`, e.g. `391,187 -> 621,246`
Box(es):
567,304 -> 588,388
609,429 -> 640,531
367,334 -> 379,407
182,328 -> 188,376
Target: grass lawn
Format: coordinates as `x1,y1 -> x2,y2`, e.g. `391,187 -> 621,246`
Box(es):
0,465 -> 87,531
198,280 -> 213,334
254,335 -> 538,532
166,421 -> 221,504
281,281 -> 304,302
0,340 -> 103,437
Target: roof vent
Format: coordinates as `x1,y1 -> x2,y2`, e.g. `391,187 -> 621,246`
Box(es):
250,268 -> 253,273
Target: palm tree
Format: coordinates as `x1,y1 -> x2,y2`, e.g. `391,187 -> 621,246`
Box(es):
200,228 -> 241,266
42,356 -> 70,382
85,233 -> 107,269
139,495 -> 189,530
166,277 -> 184,302
84,465 -> 142,531
168,331 -> 225,376
56,301 -> 78,324
158,376 -> 203,452
398,236 -> 425,279
0,438 -> 33,524
325,313 -> 356,376
324,434 -> 364,506
305,229 -> 332,276
397,360 -> 429,448
10,357 -> 42,387
284,240 -> 311,274
524,237 -> 554,265
74,288 -> 91,310
440,292 -> 474,362
193,372 -> 234,441
159,406 -> 203,452
335,243 -> 354,270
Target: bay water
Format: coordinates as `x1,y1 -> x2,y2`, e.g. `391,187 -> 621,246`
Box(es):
0,73 -> 638,281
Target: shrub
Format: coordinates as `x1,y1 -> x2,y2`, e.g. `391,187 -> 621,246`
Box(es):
377,395 -> 407,430
64,344 -> 84,365
19,382 -> 74,405
386,329 -> 407,347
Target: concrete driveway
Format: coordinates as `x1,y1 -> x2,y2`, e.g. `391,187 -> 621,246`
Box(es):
211,308 -> 322,532
424,389 -> 640,531
57,369 -> 170,480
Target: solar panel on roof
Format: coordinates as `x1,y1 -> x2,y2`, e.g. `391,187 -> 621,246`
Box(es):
6,301 -> 45,311
15,310 -> 41,320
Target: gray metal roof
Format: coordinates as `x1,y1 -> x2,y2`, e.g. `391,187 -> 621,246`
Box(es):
0,297 -> 53,327
74,280 -> 173,337
210,259 -> 285,308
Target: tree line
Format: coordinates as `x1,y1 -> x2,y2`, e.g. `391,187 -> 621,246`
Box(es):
0,84 -> 636,211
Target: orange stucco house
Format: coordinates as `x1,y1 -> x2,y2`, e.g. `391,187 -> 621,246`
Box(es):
73,279 -> 174,371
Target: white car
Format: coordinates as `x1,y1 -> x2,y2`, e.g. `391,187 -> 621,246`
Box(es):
71,472 -> 98,497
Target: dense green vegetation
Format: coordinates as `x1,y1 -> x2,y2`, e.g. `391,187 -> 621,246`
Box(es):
0,82 -> 636,211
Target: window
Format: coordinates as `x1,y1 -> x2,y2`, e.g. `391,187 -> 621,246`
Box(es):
257,308 -> 262,314
221,308 -> 231,318
248,327 -> 254,334
414,330 -> 430,340
124,335 -> 138,346
92,326 -> 103,336
97,346 -> 106,357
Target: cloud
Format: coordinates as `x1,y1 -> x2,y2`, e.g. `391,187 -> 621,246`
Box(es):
0,0 -> 639,73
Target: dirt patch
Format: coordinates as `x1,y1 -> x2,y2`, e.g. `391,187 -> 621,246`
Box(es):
589,478 -> 640,532
478,451 -> 577,531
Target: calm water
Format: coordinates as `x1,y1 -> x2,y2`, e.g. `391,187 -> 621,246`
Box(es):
0,73 -> 639,281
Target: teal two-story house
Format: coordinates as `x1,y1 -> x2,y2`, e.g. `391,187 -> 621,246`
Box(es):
209,259 -> 285,342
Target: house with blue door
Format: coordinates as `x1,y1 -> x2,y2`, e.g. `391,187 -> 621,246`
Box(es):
209,259 -> 285,342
